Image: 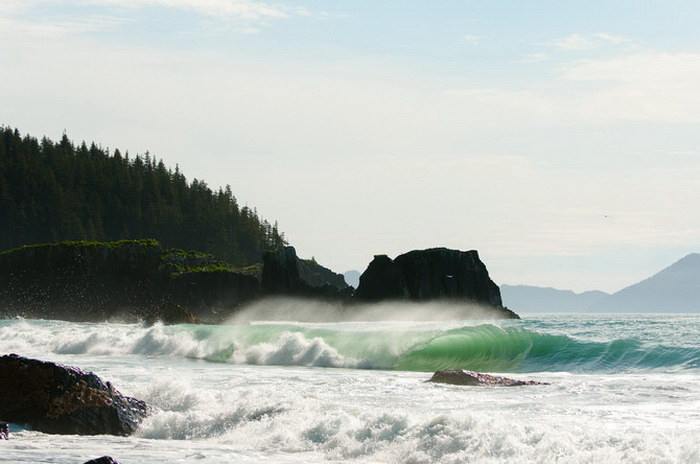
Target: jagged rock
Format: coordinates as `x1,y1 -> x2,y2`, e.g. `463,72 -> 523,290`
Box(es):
83,457 -> 120,464
262,247 -> 351,299
0,422 -> 8,439
297,257 -> 349,290
262,247 -> 304,294
353,255 -> 409,302
428,370 -> 548,386
0,354 -> 148,436
354,248 -> 518,318
394,248 -> 502,305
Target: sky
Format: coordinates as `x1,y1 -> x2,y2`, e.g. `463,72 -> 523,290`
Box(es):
1,0 -> 699,293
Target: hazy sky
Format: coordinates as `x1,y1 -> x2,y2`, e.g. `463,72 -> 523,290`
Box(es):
2,0 -> 699,292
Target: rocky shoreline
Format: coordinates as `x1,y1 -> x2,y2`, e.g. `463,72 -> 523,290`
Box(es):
0,240 -> 518,323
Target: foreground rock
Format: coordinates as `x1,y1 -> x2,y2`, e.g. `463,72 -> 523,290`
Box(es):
355,248 -> 519,318
428,370 -> 548,386
0,422 -> 8,439
84,457 -> 120,464
0,354 -> 148,435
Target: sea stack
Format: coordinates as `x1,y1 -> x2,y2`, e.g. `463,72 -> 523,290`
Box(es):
355,248 -> 518,318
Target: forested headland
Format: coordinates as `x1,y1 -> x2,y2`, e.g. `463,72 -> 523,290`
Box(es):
0,127 -> 286,265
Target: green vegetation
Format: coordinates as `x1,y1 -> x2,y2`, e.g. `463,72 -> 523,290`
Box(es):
0,238 -> 239,276
0,127 -> 286,265
0,239 -> 160,256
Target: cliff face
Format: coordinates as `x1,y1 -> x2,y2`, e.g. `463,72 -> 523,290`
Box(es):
0,241 -> 517,322
353,255 -> 409,301
0,240 -> 163,320
261,247 -> 352,299
394,248 -> 503,307
0,240 -> 259,323
355,248 -> 517,318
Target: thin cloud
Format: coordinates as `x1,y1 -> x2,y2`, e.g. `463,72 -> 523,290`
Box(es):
552,32 -> 632,50
518,53 -> 551,63
462,35 -> 481,45
83,0 -> 290,19
560,52 -> 700,122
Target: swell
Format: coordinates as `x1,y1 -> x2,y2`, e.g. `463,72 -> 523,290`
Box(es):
1,319 -> 698,373
394,325 -> 700,372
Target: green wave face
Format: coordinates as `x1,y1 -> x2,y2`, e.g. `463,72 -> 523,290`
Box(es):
393,325 -> 700,372
173,322 -> 700,373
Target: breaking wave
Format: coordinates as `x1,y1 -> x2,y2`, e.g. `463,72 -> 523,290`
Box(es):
1,318 -> 697,373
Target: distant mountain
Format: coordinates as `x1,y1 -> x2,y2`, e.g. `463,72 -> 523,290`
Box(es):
592,253 -> 700,312
500,285 -> 609,313
343,270 -> 361,289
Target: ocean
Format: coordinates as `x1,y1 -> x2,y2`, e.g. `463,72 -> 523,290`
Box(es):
1,312 -> 699,463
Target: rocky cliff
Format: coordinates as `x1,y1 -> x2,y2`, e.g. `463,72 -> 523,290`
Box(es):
355,248 -> 517,318
0,241 -> 517,322
261,246 -> 352,300
0,240 -> 259,323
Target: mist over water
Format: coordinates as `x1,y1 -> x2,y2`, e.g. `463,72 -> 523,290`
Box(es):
224,297 -> 512,324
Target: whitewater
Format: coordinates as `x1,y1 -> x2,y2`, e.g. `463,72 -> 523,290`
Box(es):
1,312 -> 699,463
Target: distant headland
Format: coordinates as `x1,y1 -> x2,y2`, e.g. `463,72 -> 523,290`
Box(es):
0,240 -> 518,323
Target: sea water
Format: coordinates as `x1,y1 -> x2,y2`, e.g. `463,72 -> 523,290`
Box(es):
0,313 -> 699,463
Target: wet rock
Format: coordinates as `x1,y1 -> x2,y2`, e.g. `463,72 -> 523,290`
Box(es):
0,422 -> 8,439
144,304 -> 197,325
83,457 -> 120,464
0,354 -> 148,435
428,370 -> 548,386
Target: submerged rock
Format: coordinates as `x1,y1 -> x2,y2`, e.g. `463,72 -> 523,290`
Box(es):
83,457 -> 120,464
428,370 -> 548,386
0,354 -> 148,436
0,422 -> 8,439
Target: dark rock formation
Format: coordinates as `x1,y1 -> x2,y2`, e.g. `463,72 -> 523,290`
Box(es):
261,247 -> 303,294
0,240 -> 261,323
395,248 -> 502,305
262,247 -> 352,300
298,257 -> 349,290
0,240 -> 518,322
84,457 -> 120,464
0,422 -> 8,439
355,248 -> 518,318
354,255 -> 409,301
428,370 -> 548,386
169,270 -> 260,322
0,354 -> 148,435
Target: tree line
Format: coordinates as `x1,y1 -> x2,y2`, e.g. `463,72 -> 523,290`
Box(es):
0,127 -> 286,265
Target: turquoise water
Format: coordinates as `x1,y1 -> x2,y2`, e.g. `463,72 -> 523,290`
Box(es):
3,313 -> 696,373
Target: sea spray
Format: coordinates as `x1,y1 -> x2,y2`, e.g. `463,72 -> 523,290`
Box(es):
1,317 -> 698,373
